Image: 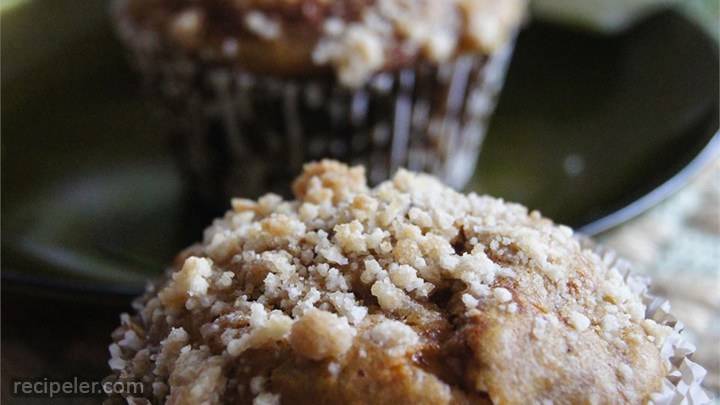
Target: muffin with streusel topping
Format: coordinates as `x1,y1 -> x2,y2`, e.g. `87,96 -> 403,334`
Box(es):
112,0 -> 526,206
107,160 -> 704,404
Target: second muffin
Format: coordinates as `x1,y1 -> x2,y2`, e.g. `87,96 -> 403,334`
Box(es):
113,0 -> 526,204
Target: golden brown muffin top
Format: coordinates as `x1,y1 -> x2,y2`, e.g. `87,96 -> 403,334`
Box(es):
114,0 -> 526,86
108,160 -> 672,404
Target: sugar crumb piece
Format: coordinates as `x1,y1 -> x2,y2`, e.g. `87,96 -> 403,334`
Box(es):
260,214 -> 306,239
168,8 -> 204,49
250,376 -> 266,395
371,279 -> 406,311
292,160 -> 367,204
461,293 -> 479,309
232,198 -> 258,213
493,287 -> 512,303
108,344 -> 126,371
244,11 -> 281,40
290,309 -> 354,361
158,257 -> 213,310
361,259 -> 386,284
253,392 -> 280,405
617,363 -> 634,382
257,194 -> 283,215
334,221 -> 368,255
568,311 -> 591,332
351,194 -> 379,221
327,362 -> 341,377
641,319 -> 673,348
299,202 -> 319,222
388,264 -> 424,292
227,306 -> 293,356
216,271 -> 235,289
314,24 -> 384,87
318,244 -> 349,266
366,319 -> 419,356
327,292 -> 368,325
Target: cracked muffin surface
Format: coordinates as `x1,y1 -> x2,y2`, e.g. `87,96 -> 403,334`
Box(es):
108,160 -> 671,404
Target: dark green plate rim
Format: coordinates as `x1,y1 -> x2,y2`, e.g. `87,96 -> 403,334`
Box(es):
4,133 -> 718,300
576,132 -> 720,235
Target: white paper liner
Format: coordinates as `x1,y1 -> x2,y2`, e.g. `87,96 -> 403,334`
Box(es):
580,238 -> 712,404
112,1 -> 516,204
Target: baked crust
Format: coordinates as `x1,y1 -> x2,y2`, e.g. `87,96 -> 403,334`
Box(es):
108,160 -> 670,404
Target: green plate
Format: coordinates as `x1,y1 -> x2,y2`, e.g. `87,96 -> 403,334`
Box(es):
2,1 -> 718,297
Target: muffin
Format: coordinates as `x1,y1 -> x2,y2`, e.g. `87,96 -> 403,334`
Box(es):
107,160 -> 708,404
112,0 -> 526,205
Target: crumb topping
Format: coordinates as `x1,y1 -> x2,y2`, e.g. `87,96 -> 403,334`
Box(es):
116,0 -> 527,86
109,160 -> 672,404
312,0 -> 526,85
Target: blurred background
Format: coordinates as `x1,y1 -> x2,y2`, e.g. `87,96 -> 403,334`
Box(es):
1,0 -> 719,403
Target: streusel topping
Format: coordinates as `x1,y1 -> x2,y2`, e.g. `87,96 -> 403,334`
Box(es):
108,160 -> 671,404
115,0 -> 526,86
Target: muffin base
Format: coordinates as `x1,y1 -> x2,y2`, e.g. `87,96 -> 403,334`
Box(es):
105,238 -> 710,404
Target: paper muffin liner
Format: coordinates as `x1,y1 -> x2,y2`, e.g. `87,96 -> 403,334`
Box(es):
113,8 -> 516,205
105,234 -> 712,404
578,238 -> 711,404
